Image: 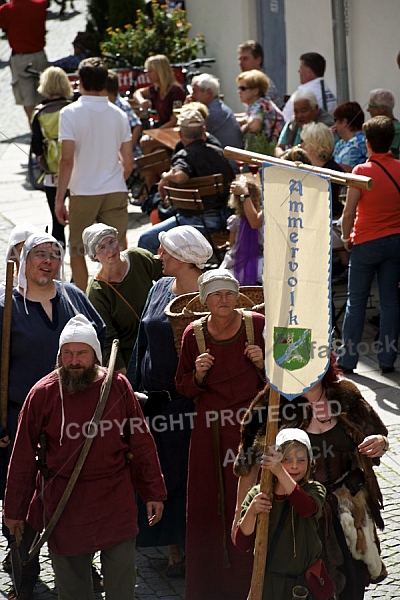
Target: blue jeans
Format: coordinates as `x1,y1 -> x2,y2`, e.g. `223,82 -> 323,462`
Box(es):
338,234 -> 400,369
138,210 -> 229,255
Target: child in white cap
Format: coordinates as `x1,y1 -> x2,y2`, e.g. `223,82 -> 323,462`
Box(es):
234,428 -> 329,600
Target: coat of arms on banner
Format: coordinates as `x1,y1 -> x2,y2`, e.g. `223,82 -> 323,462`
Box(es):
273,327 -> 312,370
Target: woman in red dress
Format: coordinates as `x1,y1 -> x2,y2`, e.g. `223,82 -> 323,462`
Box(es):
176,269 -> 265,600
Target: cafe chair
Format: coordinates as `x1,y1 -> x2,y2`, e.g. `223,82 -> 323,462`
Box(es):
134,148 -> 172,199
163,175 -> 229,266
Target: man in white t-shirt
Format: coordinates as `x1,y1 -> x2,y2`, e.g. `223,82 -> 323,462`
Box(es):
55,57 -> 133,291
283,52 -> 336,122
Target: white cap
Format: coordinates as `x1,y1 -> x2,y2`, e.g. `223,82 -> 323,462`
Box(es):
17,233 -> 79,317
82,223 -> 118,262
18,233 -> 63,293
58,314 -> 102,364
158,226 -> 213,269
198,268 -> 239,304
276,428 -> 312,455
6,223 -> 39,263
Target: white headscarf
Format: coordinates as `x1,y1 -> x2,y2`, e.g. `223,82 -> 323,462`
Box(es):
5,222 -> 39,263
82,223 -> 118,262
198,268 -> 239,304
18,233 -> 75,315
158,226 -> 213,269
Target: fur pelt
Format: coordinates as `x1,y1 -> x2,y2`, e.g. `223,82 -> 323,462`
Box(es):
233,379 -> 387,530
334,484 -> 382,578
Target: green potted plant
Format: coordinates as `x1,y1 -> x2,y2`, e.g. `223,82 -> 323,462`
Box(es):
100,1 -> 206,66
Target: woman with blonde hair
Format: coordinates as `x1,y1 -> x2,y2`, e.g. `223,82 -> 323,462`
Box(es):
301,122 -> 344,219
301,122 -> 348,281
236,68 -> 284,156
31,66 -> 74,246
134,54 -> 186,190
134,53 -> 186,132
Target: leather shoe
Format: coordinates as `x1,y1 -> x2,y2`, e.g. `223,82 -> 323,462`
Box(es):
165,560 -> 185,578
7,578 -> 36,600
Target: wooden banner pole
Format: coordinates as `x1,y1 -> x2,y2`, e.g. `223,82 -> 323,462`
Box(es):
249,387 -> 281,600
0,261 -> 15,429
223,146 -> 373,190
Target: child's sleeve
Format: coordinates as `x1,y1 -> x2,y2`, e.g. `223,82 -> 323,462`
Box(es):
289,481 -> 326,518
233,486 -> 258,552
233,525 -> 255,552
226,214 -> 239,232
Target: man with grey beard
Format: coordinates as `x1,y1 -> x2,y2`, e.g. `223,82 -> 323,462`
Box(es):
4,314 -> 166,600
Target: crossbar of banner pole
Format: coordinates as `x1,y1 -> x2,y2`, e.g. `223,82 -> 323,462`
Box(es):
224,146 -> 373,190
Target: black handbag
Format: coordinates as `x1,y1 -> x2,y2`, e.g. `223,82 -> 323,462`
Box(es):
140,189 -> 161,215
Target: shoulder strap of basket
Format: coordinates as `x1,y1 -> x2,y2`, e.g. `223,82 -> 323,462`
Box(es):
193,316 -> 208,354
192,311 -> 254,354
241,310 -> 254,345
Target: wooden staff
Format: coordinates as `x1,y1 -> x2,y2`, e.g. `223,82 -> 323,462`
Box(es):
224,146 -> 373,190
0,261 -> 15,430
249,387 -> 280,600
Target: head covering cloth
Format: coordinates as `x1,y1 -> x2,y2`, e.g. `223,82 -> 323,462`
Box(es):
57,314 -> 102,446
198,268 -> 240,305
18,233 -> 76,315
82,223 -> 118,262
58,314 -> 102,364
158,226 -> 213,270
275,428 -> 312,456
5,222 -> 39,263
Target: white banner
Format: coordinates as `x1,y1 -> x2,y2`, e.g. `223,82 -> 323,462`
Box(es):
262,164 -> 332,400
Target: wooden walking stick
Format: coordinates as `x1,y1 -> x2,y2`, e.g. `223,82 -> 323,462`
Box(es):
249,387 -> 281,600
0,260 -> 15,429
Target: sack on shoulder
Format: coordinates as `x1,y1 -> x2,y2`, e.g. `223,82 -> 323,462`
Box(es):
305,559 -> 335,600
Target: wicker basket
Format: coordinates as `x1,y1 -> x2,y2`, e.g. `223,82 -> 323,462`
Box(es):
164,286 -> 265,355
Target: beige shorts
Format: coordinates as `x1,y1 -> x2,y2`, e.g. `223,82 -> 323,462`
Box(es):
68,192 -> 128,253
10,51 -> 48,107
